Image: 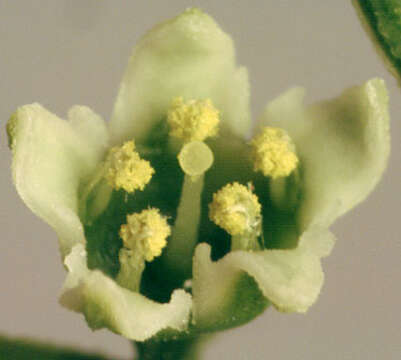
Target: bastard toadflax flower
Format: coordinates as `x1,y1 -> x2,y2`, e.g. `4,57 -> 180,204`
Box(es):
6,8 -> 390,360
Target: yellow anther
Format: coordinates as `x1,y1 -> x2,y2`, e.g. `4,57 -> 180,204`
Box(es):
209,182 -> 261,236
250,127 -> 299,179
167,97 -> 219,142
119,208 -> 171,262
105,140 -> 154,193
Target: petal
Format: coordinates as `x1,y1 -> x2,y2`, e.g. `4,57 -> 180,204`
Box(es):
109,8 -> 250,145
60,245 -> 192,341
192,227 -> 335,330
259,79 -> 390,229
7,104 -> 107,257
68,105 -> 109,154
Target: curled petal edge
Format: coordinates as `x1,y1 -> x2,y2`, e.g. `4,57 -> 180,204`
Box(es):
259,78 -> 390,230
192,227 -> 335,329
7,103 -> 107,258
60,244 -> 192,342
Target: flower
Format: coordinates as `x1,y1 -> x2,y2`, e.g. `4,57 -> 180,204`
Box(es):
6,8 -> 390,342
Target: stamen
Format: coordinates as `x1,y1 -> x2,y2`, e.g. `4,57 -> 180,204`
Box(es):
167,97 -> 219,142
250,127 -> 298,179
119,208 -> 171,262
209,182 -> 261,236
105,140 -> 154,193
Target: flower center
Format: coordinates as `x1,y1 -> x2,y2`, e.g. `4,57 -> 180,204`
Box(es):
82,97 -> 300,296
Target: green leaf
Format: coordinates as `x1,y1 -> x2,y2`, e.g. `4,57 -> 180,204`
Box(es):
109,8 -> 251,145
259,78 -> 390,229
0,335 -> 110,360
353,0 -> 401,83
7,104 -> 108,258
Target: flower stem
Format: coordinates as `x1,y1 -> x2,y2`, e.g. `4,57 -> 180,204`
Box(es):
135,337 -> 202,360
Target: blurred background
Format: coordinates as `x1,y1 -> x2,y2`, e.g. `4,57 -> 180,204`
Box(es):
0,1 -> 400,359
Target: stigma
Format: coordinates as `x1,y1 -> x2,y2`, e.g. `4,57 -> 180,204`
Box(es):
167,97 -> 219,142
105,140 -> 154,193
119,208 -> 171,262
250,126 -> 298,179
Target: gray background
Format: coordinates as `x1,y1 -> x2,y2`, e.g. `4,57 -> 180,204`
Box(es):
0,1 -> 400,359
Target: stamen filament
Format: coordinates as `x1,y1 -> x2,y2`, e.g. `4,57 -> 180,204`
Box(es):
79,166 -> 112,224
231,232 -> 261,252
116,249 -> 145,292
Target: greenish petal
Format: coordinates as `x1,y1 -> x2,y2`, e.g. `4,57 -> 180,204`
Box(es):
259,79 -> 390,229
192,227 -> 334,330
7,104 -> 107,258
68,105 -> 109,154
109,8 -> 250,145
61,245 -> 192,342
192,244 -> 268,332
